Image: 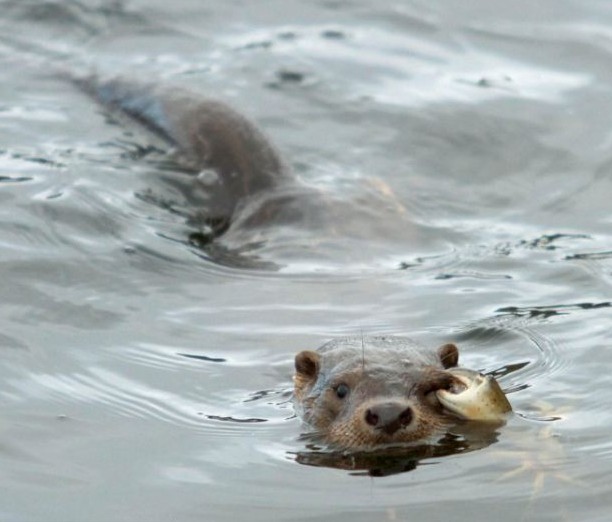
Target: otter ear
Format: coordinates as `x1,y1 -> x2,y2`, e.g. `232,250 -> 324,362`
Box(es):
294,350 -> 320,379
437,343 -> 459,368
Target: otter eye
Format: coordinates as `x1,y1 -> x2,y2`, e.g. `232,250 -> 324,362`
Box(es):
334,383 -> 349,399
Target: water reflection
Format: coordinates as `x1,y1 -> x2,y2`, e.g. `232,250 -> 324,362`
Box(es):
293,421 -> 505,476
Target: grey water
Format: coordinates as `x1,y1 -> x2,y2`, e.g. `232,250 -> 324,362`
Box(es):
1,0 -> 611,520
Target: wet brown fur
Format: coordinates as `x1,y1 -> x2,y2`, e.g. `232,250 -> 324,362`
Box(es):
294,337 -> 460,449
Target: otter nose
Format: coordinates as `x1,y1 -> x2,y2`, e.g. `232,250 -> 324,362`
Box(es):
364,402 -> 413,435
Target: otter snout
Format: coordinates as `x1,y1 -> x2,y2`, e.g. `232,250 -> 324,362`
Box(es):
364,401 -> 414,435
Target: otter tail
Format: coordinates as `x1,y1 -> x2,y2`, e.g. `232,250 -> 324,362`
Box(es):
72,74 -> 289,204
72,75 -> 178,146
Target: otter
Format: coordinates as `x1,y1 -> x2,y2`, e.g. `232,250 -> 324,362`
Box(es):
293,337 -> 511,449
72,74 -> 415,267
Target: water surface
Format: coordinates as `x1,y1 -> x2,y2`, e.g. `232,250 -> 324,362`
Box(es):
1,0 -> 611,520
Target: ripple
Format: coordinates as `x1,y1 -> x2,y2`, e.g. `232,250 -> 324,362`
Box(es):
454,315 -> 566,395
119,343 -> 228,371
22,369 -> 203,425
6,364 -> 290,433
0,0 -> 156,51
3,337 -> 294,436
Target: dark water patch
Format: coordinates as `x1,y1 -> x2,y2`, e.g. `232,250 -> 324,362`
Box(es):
518,233 -> 591,252
475,75 -> 513,89
178,353 -> 227,363
0,175 -> 33,183
116,344 -> 216,371
486,233 -> 593,259
566,250 -> 612,261
244,388 -> 293,404
434,271 -> 512,281
235,26 -> 348,53
498,306 -> 563,320
205,415 -> 267,423
277,30 -> 297,41
240,39 -> 274,51
497,301 -> 611,319
267,68 -> 317,90
320,28 -> 347,40
275,69 -> 307,84
1,150 -> 65,170
398,251 -> 455,272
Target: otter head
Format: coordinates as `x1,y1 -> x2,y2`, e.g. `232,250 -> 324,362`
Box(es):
293,337 -> 460,449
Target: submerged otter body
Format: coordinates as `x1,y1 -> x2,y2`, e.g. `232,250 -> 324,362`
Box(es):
75,75 -> 415,266
293,337 -> 464,448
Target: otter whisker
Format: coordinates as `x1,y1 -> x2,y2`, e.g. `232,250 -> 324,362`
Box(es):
360,328 -> 365,371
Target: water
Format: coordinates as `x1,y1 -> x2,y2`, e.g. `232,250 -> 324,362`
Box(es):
1,0 -> 611,520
